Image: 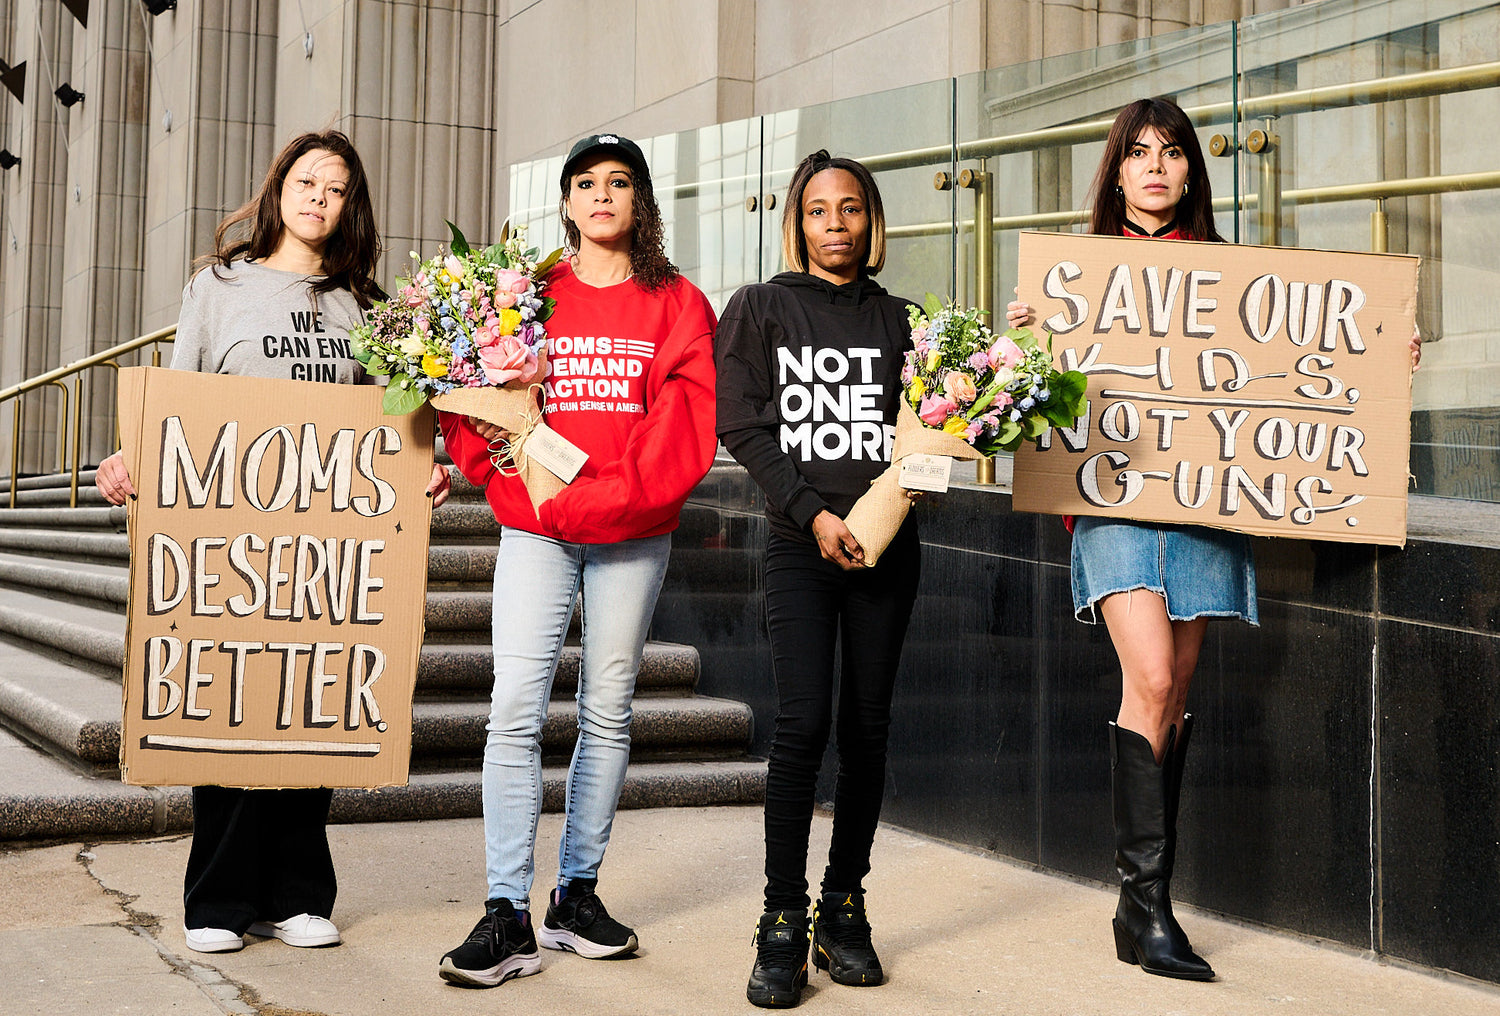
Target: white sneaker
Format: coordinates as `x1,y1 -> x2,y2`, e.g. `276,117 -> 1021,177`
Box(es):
247,913 -> 341,948
184,925 -> 244,953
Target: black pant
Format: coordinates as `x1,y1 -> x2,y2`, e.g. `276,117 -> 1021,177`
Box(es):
761,521 -> 920,911
183,786 -> 336,932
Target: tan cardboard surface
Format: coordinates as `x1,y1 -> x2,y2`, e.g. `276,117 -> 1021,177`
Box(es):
117,368 -> 434,788
1012,232 -> 1418,546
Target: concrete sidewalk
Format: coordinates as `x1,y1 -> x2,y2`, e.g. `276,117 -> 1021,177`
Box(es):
3,806 -> 1495,1016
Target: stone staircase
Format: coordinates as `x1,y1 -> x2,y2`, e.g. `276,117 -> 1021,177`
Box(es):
0,465 -> 765,839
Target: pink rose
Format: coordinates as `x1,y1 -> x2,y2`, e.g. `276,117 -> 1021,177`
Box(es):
478,336 -> 538,385
473,323 -> 498,348
988,336 -> 1024,369
943,371 -> 977,404
494,269 -> 531,295
493,290 -> 518,309
918,394 -> 958,427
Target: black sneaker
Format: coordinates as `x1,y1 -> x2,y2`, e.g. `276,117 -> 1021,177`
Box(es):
438,898 -> 542,988
746,909 -> 809,1009
812,890 -> 883,986
536,880 -> 639,959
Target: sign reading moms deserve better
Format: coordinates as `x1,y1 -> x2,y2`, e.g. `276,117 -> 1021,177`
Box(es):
117,368 -> 434,788
1013,232 -> 1419,546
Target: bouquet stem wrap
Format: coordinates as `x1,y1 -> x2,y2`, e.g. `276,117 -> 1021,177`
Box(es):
843,401 -> 983,567
431,354 -> 570,516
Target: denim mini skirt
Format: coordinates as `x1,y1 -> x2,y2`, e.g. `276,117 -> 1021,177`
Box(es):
1070,516 -> 1258,626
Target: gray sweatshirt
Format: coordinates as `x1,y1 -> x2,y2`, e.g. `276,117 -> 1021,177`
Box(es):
169,260 -> 364,383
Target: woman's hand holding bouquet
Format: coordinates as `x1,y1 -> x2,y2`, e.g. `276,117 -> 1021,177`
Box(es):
843,295 -> 1087,565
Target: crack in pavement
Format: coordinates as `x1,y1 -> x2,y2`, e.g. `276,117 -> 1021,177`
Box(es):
73,837 -> 299,1016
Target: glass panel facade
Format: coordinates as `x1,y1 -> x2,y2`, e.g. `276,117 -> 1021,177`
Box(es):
511,0 -> 1500,502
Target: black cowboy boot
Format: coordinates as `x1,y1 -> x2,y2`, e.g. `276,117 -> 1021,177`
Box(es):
1110,721 -> 1214,981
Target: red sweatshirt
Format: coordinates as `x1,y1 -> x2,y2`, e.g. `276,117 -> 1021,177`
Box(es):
439,261 -> 718,543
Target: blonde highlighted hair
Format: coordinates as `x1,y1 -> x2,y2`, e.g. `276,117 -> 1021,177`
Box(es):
780,149 -> 886,276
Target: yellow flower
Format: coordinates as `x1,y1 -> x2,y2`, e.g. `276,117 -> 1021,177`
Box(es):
909,376 -> 926,399
499,308 -> 523,335
943,415 -> 970,436
421,353 -> 448,377
926,349 -> 942,372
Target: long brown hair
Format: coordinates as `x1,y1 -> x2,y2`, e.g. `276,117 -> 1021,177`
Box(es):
1088,98 -> 1224,243
780,149 -> 887,275
198,130 -> 386,307
559,164 -> 679,292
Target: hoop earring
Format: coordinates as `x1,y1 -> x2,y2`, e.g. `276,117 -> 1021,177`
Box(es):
1183,182 -> 1189,195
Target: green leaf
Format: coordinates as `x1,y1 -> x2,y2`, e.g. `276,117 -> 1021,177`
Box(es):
1020,414 -> 1051,443
382,380 -> 428,415
445,220 -> 471,256
538,296 -> 557,321
361,359 -> 392,378
922,292 -> 944,319
483,243 -> 503,261
535,246 -> 566,278
996,417 -> 1023,448
1054,370 -> 1088,416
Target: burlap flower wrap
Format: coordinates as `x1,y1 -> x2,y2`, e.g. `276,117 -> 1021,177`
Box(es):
843,400 -> 983,566
431,351 -> 570,515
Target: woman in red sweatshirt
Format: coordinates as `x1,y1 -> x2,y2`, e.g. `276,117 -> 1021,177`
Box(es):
436,133 -> 718,988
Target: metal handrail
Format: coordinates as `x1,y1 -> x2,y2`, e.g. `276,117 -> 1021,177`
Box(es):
885,169 -> 1500,239
1,324 -> 176,508
507,61 -> 1500,217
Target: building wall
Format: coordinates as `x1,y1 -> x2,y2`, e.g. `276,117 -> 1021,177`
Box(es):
0,0 -> 1310,471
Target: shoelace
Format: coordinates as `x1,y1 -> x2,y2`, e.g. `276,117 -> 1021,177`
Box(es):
819,908 -> 872,948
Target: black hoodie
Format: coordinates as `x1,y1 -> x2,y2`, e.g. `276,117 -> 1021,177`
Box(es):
714,271 -> 916,542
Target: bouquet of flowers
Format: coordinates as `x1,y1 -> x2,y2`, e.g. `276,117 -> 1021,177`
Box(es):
844,295 -> 1087,565
351,222 -> 576,512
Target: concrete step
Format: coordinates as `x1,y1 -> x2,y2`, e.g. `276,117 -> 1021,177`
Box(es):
0,723 -> 766,839
0,632 -> 709,767
0,505 -> 122,531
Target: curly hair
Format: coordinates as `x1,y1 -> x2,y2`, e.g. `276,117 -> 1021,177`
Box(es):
1088,97 -> 1224,243
559,167 -> 679,291
197,129 -> 387,308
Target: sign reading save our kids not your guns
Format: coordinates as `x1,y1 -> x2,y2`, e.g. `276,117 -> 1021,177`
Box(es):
117,368 -> 433,788
1012,231 -> 1419,546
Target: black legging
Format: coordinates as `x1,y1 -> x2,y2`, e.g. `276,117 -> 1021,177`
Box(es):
761,520 -> 920,912
183,786 -> 336,932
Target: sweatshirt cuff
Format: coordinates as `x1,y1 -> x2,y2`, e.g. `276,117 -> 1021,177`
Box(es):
784,488 -> 831,533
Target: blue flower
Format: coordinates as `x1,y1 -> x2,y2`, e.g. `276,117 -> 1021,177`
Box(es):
1010,409 -> 1022,422
1019,397 -> 1035,412
1038,388 -> 1051,401
440,316 -> 455,330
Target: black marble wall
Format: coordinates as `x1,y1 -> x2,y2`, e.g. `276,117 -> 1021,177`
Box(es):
656,462 -> 1500,985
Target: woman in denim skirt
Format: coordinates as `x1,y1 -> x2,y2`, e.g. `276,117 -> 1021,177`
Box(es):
1009,97 -> 1250,982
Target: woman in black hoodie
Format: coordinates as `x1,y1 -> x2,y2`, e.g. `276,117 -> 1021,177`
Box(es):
715,149 -> 919,1009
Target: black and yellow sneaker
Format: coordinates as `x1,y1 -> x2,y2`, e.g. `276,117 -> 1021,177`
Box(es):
536,879 -> 639,959
812,890 -> 883,986
438,898 -> 541,988
747,908 -> 810,1008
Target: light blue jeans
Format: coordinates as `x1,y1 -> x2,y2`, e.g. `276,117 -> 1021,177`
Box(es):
483,526 -> 671,909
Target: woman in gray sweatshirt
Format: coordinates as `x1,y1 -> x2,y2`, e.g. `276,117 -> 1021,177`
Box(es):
95,130 -> 449,955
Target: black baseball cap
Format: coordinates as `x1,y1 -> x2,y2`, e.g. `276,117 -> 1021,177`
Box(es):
559,133 -> 651,191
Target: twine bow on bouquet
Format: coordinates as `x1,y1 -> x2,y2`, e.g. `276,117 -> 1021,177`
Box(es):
350,222 -> 581,514
843,294 -> 1087,565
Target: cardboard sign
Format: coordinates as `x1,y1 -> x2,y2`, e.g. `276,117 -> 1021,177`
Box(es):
1012,232 -> 1418,546
117,368 -> 434,788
